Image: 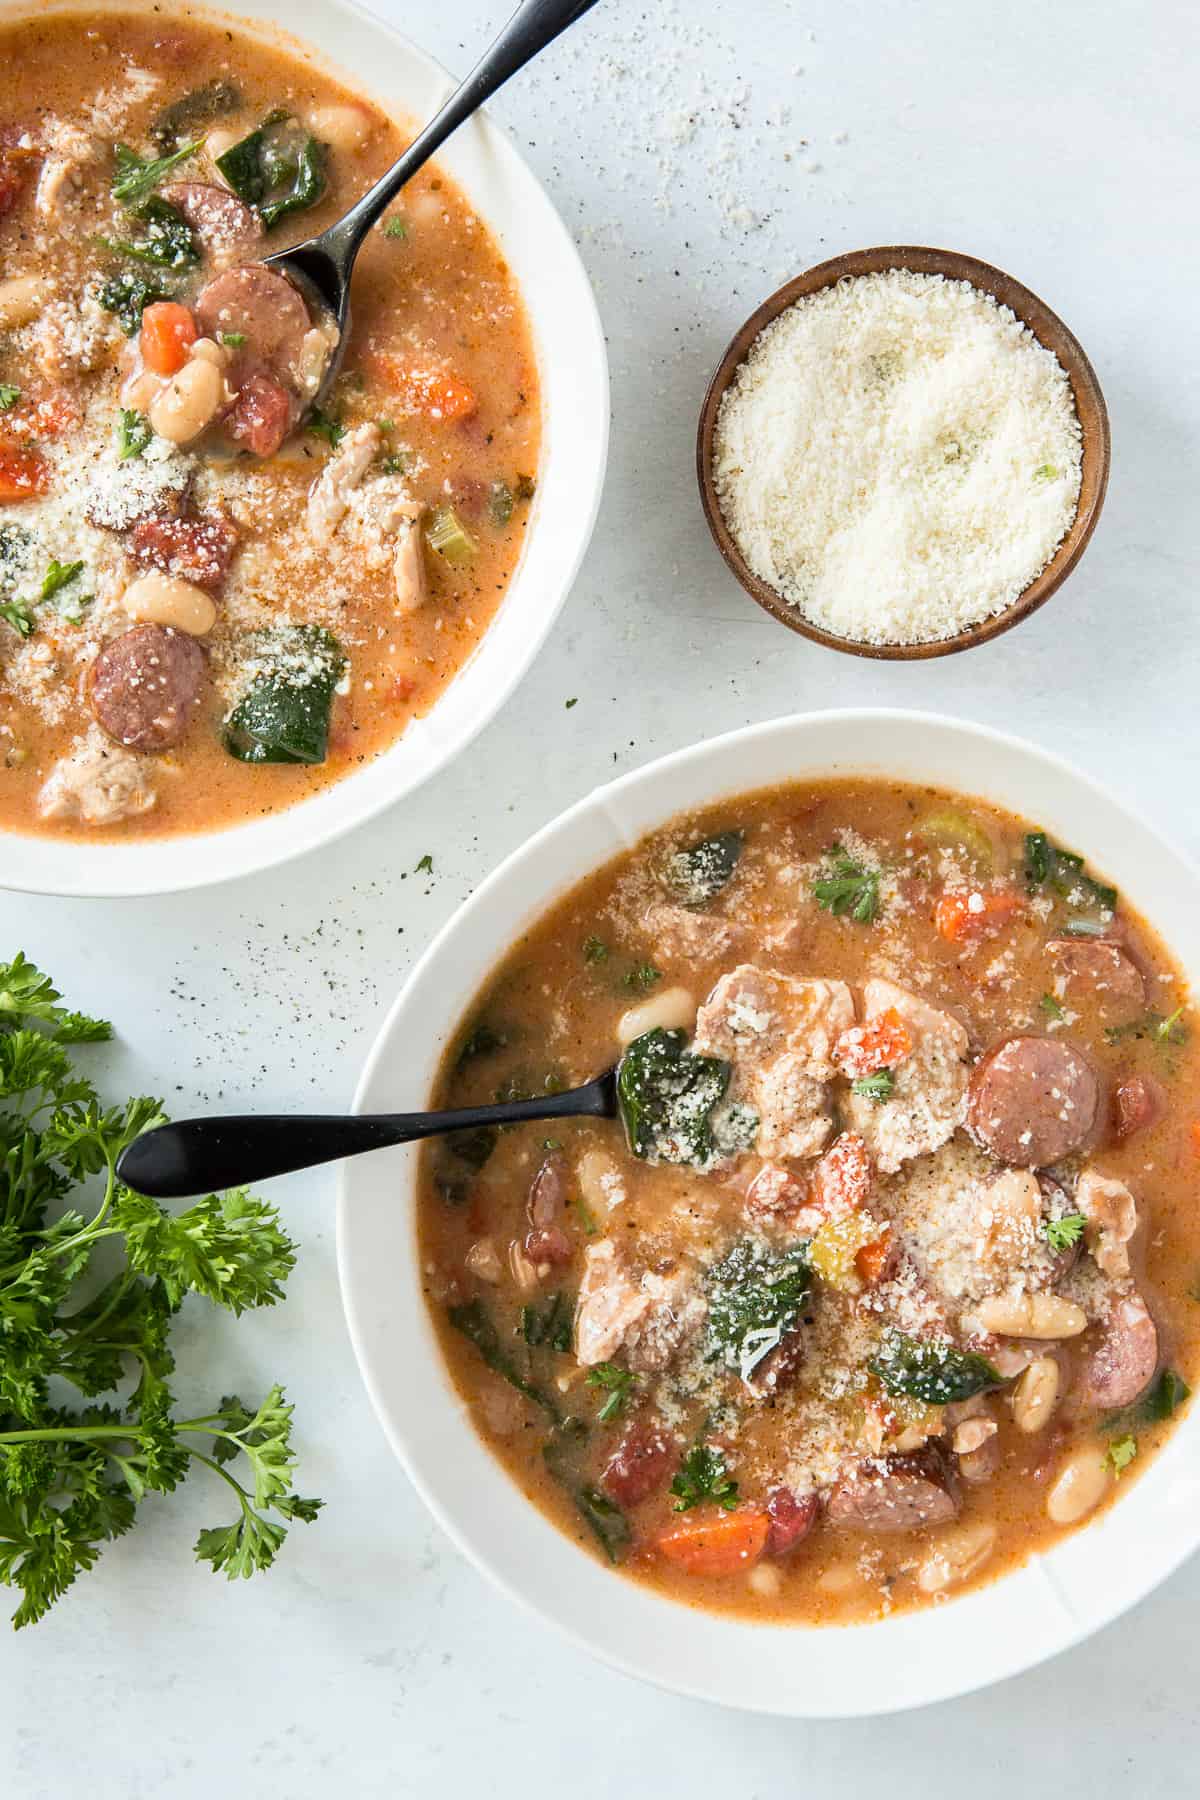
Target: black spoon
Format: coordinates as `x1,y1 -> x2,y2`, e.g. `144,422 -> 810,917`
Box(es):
265,0 -> 601,402
115,1068 -> 619,1199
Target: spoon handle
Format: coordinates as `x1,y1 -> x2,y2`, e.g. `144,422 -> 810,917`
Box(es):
331,0 -> 601,256
115,1078 -> 615,1199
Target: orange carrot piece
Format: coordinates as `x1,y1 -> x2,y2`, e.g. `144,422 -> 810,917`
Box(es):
140,301 -> 198,376
935,888 -> 1023,944
655,1508 -> 769,1575
368,351 -> 477,421
1189,1121 -> 1200,1158
855,1231 -> 893,1285
0,443 -> 48,501
836,1007 -> 914,1077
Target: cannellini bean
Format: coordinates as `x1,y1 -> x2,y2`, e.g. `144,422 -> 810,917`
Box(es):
148,356 -> 225,444
968,1292 -> 1087,1340
575,1147 -> 626,1223
206,126 -> 242,172
189,336 -> 230,368
121,368 -> 164,413
747,1564 -> 781,1598
0,274 -> 52,329
1047,1445 -> 1112,1525
952,1417 -> 998,1455
616,984 -> 695,1048
507,1239 -> 540,1294
1012,1357 -> 1060,1434
465,1237 -> 502,1284
815,1563 -> 860,1596
917,1522 -> 997,1594
309,102 -> 376,153
122,572 -> 217,636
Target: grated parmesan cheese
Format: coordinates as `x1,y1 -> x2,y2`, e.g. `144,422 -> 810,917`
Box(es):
712,268 -> 1084,646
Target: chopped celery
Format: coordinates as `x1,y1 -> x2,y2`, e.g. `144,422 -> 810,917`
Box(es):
425,504 -> 477,564
916,807 -> 994,872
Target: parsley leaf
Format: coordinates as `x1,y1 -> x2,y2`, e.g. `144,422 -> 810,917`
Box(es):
305,406 -> 345,448
414,853 -> 433,874
218,330 -> 246,348
40,561 -> 83,603
852,1068 -> 894,1104
0,600 -> 37,639
0,385 -> 19,411
586,1363 -> 633,1423
1040,991 -> 1067,1022
583,935 -> 609,965
671,1444 -> 738,1513
812,843 -> 882,923
622,962 -> 661,993
111,137 -> 204,204
383,215 -> 408,239
117,409 -> 153,460
1044,1213 -> 1086,1252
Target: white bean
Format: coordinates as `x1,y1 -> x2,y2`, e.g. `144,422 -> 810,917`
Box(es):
917,1522 -> 997,1594
1046,1446 -> 1112,1525
309,102 -> 375,154
616,984 -> 696,1047
747,1564 -> 781,1598
205,126 -> 243,174
122,573 -> 217,636
0,274 -> 51,330
576,1147 -> 625,1222
969,1292 -> 1087,1339
465,1237 -> 502,1284
189,336 -> 230,369
148,357 -> 225,445
1012,1357 -> 1060,1434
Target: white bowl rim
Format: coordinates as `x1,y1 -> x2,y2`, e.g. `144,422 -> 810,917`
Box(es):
1,0 -> 609,898
338,711 -> 1200,1716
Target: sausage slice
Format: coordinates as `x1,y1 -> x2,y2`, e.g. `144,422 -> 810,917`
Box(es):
129,512 -> 239,591
225,369 -> 294,458
1046,938 -> 1145,1014
967,1035 -> 1100,1167
88,624 -> 206,752
1079,1293 -> 1158,1409
160,181 -> 263,266
194,264 -> 312,384
826,1445 -> 960,1533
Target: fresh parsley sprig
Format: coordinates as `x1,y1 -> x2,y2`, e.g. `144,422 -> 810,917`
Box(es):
1044,1213 -> 1086,1252
0,954 -> 319,1628
670,1443 -> 738,1513
812,844 -> 882,924
586,1363 -> 633,1424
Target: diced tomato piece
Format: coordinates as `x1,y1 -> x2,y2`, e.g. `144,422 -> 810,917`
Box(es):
934,887 -> 1024,943
655,1507 -> 769,1575
0,443 -> 48,501
368,352 -> 477,421
226,371 -> 292,458
835,1007 -> 913,1077
3,388 -> 81,442
139,302 -> 198,376
764,1488 -> 819,1557
130,513 -> 239,591
854,1229 -> 894,1286
812,1132 -> 872,1216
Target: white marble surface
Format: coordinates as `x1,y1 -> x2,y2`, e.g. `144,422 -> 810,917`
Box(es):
5,0 -> 1200,1788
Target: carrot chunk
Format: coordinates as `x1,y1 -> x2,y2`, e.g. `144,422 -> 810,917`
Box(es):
934,887 -> 1024,943
655,1508 -> 769,1575
812,1131 -> 873,1214
368,352 -> 477,421
836,1007 -> 913,1077
854,1230 -> 894,1285
0,443 -> 48,501
140,301 -> 198,376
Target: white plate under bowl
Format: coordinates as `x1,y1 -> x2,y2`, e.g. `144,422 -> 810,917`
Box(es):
5,0 -> 608,897
338,709 -> 1200,1716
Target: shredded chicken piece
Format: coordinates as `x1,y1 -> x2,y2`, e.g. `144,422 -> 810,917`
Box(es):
35,118 -> 98,218
306,422 -> 382,541
1076,1169 -> 1139,1280
842,978 -> 969,1171
391,505 -> 427,611
38,730 -> 157,826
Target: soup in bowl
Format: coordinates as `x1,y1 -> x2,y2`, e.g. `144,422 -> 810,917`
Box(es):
0,0 -> 607,894
339,711 -> 1200,1715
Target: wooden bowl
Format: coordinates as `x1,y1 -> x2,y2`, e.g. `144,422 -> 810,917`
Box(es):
696,245 -> 1111,660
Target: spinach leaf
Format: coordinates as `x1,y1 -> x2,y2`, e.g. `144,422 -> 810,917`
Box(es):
704,1240 -> 811,1380
522,1290 -> 574,1352
663,829 -> 743,906
150,80 -> 242,150
1141,1367 -> 1191,1422
1024,831 -> 1117,913
870,1329 -> 1000,1405
111,137 -> 203,204
97,272 -> 171,335
447,1300 -> 561,1422
444,1125 -> 496,1170
616,1027 -> 731,1167
216,114 -> 327,228
541,1422 -> 630,1562
224,626 -> 344,765
575,1487 -> 631,1561
104,196 -> 199,269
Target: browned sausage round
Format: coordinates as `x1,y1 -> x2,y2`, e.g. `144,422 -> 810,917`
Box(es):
88,624 -> 206,752
194,264 -> 311,384
599,1421 -> 674,1508
1046,938 -> 1145,1015
129,512 -> 239,591
765,1488 -> 820,1557
1112,1073 -> 1164,1142
1079,1292 -> 1158,1409
826,1445 -> 960,1533
967,1036 -> 1100,1167
160,181 -> 263,265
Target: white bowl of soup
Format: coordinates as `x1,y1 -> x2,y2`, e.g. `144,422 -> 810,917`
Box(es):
339,708 -> 1200,1716
0,0 -> 607,895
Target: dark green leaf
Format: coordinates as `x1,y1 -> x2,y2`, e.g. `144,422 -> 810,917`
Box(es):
117,410 -> 153,460
97,273 -> 170,335
670,1444 -> 737,1513
1024,830 -> 1118,913
616,1027 -> 731,1167
111,137 -> 204,204
870,1329 -> 1000,1405
447,1300 -> 560,1421
104,196 -> 198,269
224,626 -> 344,766
149,81 -> 241,150
663,830 -> 743,906
705,1239 -> 811,1379
812,844 -> 881,923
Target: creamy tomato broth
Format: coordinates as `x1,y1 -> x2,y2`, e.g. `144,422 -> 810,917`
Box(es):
0,10 -> 539,838
419,780 -> 1200,1624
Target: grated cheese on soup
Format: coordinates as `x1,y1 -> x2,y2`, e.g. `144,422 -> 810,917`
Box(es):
711,268 -> 1083,646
